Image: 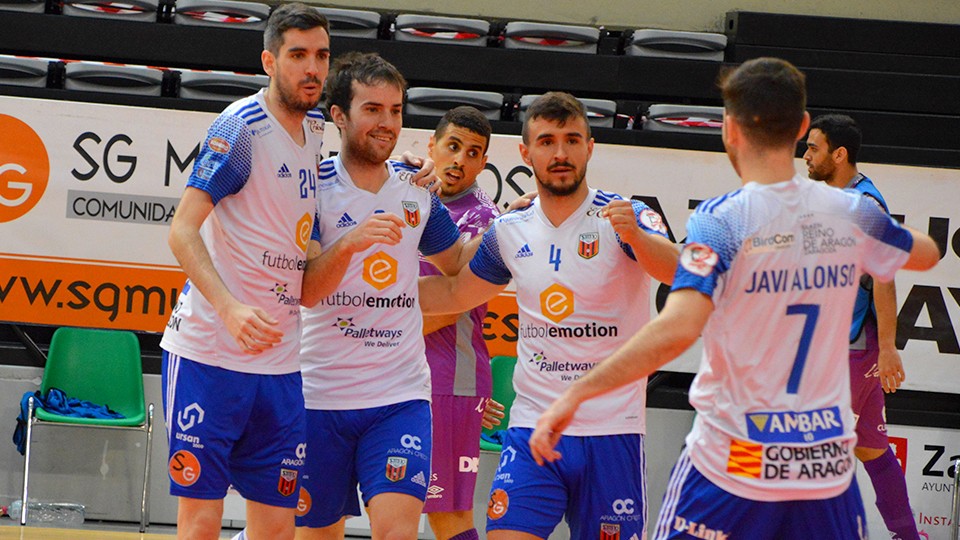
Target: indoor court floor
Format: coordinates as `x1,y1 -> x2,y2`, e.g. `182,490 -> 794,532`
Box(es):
0,521 -> 242,539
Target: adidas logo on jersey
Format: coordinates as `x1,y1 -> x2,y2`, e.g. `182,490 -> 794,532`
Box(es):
515,244 -> 533,258
411,471 -> 427,487
277,163 -> 292,179
336,212 -> 357,228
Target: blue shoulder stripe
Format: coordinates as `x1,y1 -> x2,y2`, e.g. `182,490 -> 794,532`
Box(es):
698,188 -> 743,214
244,113 -> 268,126
306,110 -> 325,119
236,102 -> 261,117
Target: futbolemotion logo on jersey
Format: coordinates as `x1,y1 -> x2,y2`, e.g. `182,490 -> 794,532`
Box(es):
727,407 -> 853,482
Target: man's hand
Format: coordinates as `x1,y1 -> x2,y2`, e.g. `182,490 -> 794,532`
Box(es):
482,398 -> 506,430
601,200 -> 643,246
342,213 -> 405,253
528,394 -> 580,465
220,302 -> 283,354
398,151 -> 440,193
878,346 -> 906,393
504,191 -> 537,213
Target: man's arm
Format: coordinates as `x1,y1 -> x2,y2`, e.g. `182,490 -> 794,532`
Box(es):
529,288 -> 713,464
602,200 -> 679,284
301,213 -> 405,307
422,234 -> 483,277
422,313 -> 461,335
419,264 -> 507,316
168,187 -> 282,353
902,224 -> 940,271
873,279 -> 904,393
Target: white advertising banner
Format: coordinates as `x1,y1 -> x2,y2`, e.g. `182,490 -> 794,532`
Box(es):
1,95 -> 959,392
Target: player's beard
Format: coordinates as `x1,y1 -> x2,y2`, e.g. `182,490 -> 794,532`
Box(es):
537,162 -> 587,197
275,75 -> 323,113
806,160 -> 835,182
345,129 -> 398,166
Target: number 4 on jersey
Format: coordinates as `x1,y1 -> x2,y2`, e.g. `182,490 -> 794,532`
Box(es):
549,244 -> 562,271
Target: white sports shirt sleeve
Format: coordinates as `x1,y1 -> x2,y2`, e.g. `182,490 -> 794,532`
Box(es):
674,175 -> 913,501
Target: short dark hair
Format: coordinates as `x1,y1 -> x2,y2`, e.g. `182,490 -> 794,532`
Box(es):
720,57 -> 806,148
521,92 -> 590,144
809,114 -> 862,165
325,52 -> 407,114
263,3 -> 329,55
434,106 -> 492,153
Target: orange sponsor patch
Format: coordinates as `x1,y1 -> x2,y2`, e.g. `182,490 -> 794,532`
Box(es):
169,450 -> 201,487
487,488 -> 509,520
296,487 -> 312,517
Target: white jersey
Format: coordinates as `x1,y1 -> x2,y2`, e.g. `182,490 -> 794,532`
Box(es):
675,175 -> 913,501
300,156 -> 460,410
471,188 -> 669,436
161,90 -> 325,374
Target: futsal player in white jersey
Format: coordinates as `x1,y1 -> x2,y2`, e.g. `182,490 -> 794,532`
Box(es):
160,5 -> 331,540
419,92 -> 679,540
530,58 -> 940,539
294,52 -> 477,540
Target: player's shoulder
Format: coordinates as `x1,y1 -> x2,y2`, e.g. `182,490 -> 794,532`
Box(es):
317,156 -> 341,192
494,201 -> 536,227
221,94 -> 266,126
693,187 -> 748,219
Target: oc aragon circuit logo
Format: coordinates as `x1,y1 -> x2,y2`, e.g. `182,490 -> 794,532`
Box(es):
0,114 -> 49,223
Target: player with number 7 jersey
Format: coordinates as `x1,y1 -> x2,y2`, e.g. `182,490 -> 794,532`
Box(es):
677,180 -> 912,501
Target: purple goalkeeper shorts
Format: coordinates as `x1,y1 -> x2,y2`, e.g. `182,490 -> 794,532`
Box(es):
424,394 -> 487,513
849,322 -> 888,450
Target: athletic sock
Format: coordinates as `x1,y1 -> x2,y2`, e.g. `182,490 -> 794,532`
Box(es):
863,447 -> 920,540
448,528 -> 480,540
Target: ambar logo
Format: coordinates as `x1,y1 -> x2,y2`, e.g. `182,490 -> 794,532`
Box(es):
295,212 -> 312,252
540,283 -> 574,324
363,251 -> 397,291
0,114 -> 49,223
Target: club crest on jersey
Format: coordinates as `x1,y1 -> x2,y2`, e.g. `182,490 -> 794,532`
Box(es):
402,201 -> 421,227
578,232 -> 600,259
600,523 -> 621,540
640,208 -> 667,234
277,468 -> 298,497
680,243 -> 718,277
386,456 -> 407,482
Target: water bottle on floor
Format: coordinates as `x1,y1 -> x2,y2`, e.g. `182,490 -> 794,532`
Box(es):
9,499 -> 85,527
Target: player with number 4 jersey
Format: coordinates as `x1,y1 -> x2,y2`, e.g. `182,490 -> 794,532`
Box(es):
530,59 -> 939,540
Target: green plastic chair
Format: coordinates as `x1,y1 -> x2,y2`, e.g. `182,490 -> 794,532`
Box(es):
480,355 -> 517,452
20,327 -> 154,532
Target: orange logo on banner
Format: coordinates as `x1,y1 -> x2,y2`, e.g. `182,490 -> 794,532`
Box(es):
0,115 -> 49,223
363,251 -> 397,291
169,450 -> 201,487
295,212 -> 312,252
726,439 -> 763,478
487,488 -> 509,520
539,283 -> 574,324
296,487 -> 312,516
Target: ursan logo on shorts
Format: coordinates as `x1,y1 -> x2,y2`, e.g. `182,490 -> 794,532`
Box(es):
0,114 -> 49,223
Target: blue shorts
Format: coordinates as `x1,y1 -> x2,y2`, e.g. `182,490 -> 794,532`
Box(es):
161,352 -> 306,508
486,428 -> 647,540
653,449 -> 866,539
296,400 -> 432,528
